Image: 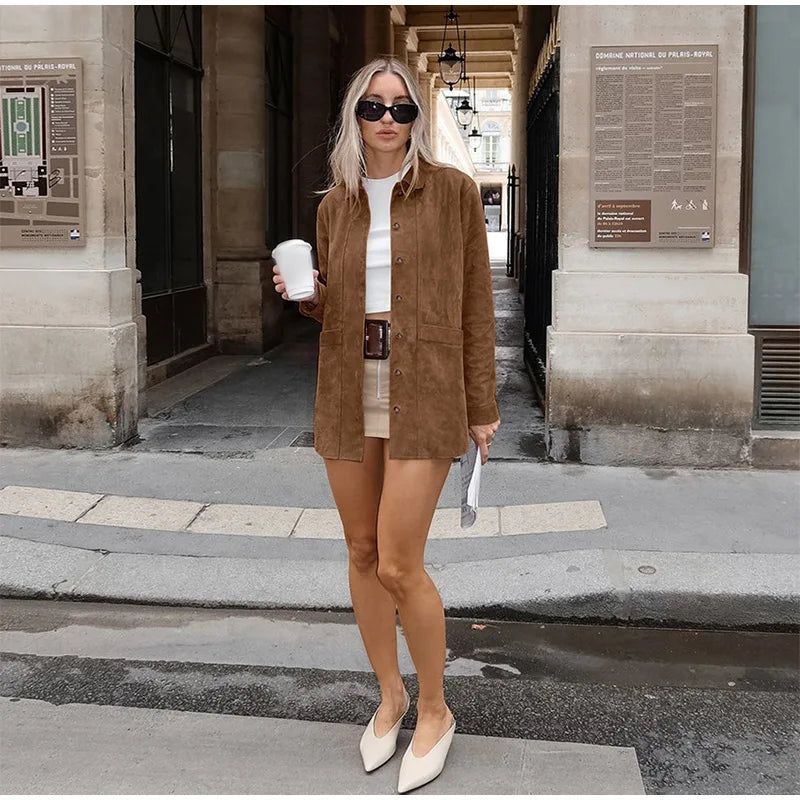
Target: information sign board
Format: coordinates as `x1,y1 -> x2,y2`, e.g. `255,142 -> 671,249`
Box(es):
590,46 -> 718,248
0,58 -> 84,247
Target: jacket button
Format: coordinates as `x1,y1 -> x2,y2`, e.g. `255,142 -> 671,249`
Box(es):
392,222 -> 400,230
395,257 -> 403,264
395,294 -> 402,301
393,406 -> 400,413
394,368 -> 401,375
395,331 -> 402,339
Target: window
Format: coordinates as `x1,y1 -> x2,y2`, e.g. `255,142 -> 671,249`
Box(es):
134,6 -> 205,364
482,121 -> 501,166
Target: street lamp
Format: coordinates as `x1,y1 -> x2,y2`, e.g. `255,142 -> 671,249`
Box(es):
437,5 -> 464,88
468,77 -> 482,151
447,88 -> 469,114
468,122 -> 482,152
454,30 -> 474,128
455,96 -> 474,129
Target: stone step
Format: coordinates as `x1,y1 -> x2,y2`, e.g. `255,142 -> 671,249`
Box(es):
0,697 -> 645,795
750,430 -> 800,469
0,484 -> 607,539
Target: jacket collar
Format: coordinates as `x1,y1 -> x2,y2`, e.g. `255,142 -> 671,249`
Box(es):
361,158 -> 433,192
345,159 -> 435,206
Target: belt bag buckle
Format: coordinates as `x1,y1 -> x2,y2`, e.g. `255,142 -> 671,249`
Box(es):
364,319 -> 390,359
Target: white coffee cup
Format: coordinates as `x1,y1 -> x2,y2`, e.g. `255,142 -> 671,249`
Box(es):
272,238 -> 316,301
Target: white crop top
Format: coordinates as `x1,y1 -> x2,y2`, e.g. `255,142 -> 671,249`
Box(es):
361,162 -> 411,314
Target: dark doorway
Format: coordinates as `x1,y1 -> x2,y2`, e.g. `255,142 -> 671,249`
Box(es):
134,5 -> 205,365
265,7 -> 293,248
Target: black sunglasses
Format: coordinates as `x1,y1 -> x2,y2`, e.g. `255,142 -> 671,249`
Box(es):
356,99 -> 418,125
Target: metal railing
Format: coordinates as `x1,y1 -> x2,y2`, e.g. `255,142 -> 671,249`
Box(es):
524,46 -> 560,400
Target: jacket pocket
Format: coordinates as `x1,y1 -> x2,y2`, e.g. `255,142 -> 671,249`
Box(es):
418,323 -> 463,346
318,327 -> 342,347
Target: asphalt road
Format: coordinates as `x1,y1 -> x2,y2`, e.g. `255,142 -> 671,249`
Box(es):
1,599 -> 797,794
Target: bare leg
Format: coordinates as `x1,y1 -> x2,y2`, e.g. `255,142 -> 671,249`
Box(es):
375,445 -> 455,756
324,437 -> 407,735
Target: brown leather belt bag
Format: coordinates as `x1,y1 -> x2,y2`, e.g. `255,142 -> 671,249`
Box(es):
364,319 -> 390,359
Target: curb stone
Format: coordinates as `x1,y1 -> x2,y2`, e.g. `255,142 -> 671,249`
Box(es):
1,535 -> 797,630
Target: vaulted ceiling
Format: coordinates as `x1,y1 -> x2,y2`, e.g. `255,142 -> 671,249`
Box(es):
391,5 -> 521,90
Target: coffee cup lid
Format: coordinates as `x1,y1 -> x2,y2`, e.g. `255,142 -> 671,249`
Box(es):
273,238 -> 311,254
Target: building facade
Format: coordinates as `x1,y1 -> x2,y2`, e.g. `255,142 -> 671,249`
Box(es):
0,5 -> 797,467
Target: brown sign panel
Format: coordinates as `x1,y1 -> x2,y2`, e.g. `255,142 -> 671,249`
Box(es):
595,200 -> 651,243
0,58 -> 85,247
589,46 -> 717,248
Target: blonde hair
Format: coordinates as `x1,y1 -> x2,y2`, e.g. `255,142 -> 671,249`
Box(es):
316,56 -> 445,207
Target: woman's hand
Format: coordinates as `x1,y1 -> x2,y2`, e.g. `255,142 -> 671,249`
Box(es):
273,265 -> 320,303
469,419 -> 501,465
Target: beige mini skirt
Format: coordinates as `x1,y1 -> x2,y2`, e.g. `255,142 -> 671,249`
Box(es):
363,354 -> 391,438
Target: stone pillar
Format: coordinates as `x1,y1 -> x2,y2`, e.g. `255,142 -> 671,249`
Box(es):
394,26 -> 415,66
212,6 -> 273,354
549,6 -> 752,467
364,6 -> 392,61
0,5 -> 138,448
416,71 -> 437,157
430,76 -> 439,158
408,51 -> 427,82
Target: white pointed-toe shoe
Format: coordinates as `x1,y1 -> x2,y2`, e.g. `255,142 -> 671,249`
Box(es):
397,713 -> 456,794
359,685 -> 411,772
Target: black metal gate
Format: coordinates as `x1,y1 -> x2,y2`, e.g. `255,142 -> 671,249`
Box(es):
524,49 -> 560,402
506,165 -> 519,277
134,6 -> 205,365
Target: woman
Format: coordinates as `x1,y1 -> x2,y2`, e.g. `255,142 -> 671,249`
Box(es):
272,56 -> 500,793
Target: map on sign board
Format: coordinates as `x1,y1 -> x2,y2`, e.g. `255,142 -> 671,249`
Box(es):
589,46 -> 718,248
0,58 -> 84,247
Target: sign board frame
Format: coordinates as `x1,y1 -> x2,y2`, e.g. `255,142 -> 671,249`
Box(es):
589,45 -> 718,248
0,57 -> 85,247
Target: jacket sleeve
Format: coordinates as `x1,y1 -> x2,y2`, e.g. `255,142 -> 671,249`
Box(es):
460,178 -> 500,426
298,197 -> 329,324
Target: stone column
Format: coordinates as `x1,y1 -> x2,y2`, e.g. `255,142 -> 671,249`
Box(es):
430,75 -> 439,158
212,6 -> 273,354
408,51 -> 427,83
416,71 -> 437,157
394,26 -> 415,66
0,5 -> 138,448
549,6 -> 752,467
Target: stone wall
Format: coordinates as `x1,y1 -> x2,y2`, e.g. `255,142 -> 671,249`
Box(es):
0,5 -> 138,448
550,6 -> 752,466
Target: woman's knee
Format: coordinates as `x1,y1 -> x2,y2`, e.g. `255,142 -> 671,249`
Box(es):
347,536 -> 380,573
376,559 -> 425,596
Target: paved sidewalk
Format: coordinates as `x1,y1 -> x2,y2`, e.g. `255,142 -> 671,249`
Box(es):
1,261 -> 797,628
1,444 -> 798,628
1,697 -> 645,794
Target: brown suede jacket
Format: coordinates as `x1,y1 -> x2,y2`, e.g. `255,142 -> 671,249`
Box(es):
298,157 -> 499,461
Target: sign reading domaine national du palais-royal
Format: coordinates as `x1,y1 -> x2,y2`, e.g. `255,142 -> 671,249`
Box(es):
0,58 -> 85,247
590,45 -> 718,248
